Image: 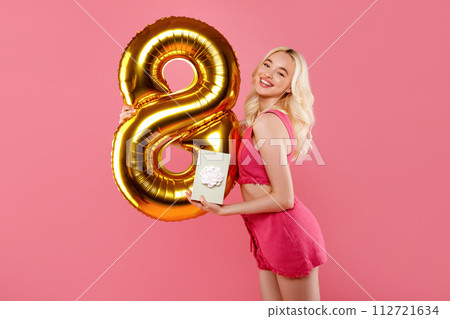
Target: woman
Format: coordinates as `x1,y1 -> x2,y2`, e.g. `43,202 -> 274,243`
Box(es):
120,47 -> 328,301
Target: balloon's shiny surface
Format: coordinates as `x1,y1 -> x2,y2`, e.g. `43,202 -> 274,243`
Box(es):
112,16 -> 241,221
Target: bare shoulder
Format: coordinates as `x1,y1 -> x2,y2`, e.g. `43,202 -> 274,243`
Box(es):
253,112 -> 288,138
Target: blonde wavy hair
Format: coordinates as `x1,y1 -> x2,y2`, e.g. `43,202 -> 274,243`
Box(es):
243,46 -> 315,162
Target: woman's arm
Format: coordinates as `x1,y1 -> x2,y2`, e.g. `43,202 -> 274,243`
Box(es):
224,113 -> 295,215
222,192 -> 293,215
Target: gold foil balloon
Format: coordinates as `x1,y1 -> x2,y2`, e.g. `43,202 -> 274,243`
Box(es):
111,16 -> 241,221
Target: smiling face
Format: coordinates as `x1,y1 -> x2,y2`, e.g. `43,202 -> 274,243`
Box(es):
254,51 -> 295,100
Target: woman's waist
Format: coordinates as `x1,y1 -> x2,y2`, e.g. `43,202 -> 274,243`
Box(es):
240,183 -> 272,201
239,190 -> 304,217
239,184 -> 303,201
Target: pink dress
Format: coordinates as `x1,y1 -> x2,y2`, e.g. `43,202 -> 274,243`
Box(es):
236,109 -> 328,278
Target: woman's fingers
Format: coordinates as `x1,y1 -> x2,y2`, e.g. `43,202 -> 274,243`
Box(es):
199,195 -> 209,208
185,190 -> 200,208
185,190 -> 193,201
122,109 -> 136,115
121,105 -> 133,111
120,105 -> 136,115
118,109 -> 137,124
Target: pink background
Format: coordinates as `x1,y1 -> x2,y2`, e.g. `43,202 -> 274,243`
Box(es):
1,0 -> 449,301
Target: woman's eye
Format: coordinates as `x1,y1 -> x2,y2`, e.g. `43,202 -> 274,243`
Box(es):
278,72 -> 285,77
264,63 -> 269,67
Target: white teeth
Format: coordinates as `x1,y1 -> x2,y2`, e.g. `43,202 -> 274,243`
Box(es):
261,79 -> 272,86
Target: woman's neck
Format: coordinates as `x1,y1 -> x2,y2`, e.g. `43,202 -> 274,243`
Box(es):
257,105 -> 287,115
258,97 -> 286,113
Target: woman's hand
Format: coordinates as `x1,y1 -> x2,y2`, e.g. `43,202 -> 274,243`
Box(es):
185,189 -> 228,216
118,105 -> 137,125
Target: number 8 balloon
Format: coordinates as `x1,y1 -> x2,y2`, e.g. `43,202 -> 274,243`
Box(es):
111,16 -> 241,221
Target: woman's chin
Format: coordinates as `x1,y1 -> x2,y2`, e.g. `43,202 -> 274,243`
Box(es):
256,90 -> 281,99
255,86 -> 272,96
